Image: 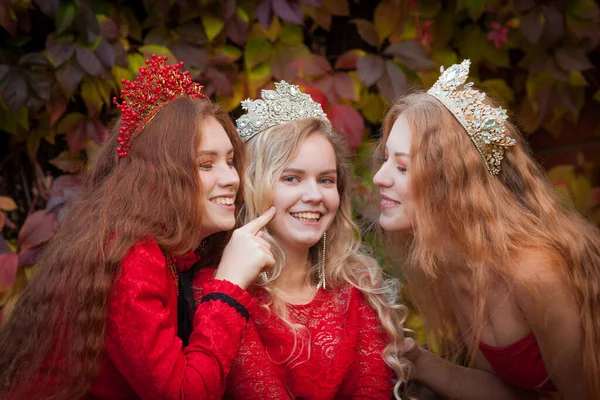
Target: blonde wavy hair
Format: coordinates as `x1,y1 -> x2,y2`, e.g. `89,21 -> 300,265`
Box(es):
242,117 -> 409,397
378,91 -> 600,397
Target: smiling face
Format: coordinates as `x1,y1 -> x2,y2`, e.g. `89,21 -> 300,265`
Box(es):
269,133 -> 340,251
197,116 -> 240,236
372,115 -> 415,232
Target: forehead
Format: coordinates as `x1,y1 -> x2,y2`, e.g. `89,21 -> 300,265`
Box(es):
198,116 -> 232,149
287,133 -> 336,169
385,115 -> 412,154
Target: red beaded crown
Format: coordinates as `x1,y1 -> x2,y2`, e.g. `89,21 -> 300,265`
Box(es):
112,54 -> 205,158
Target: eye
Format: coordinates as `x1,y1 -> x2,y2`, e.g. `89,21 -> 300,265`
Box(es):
227,159 -> 236,168
319,177 -> 335,185
199,163 -> 212,170
397,166 -> 407,173
282,176 -> 299,183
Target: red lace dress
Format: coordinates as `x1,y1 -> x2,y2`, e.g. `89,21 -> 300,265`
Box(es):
83,239 -> 256,400
194,269 -> 394,400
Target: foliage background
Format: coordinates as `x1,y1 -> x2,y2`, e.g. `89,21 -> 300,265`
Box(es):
0,0 -> 599,325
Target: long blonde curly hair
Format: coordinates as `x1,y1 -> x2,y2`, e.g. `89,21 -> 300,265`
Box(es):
242,117 -> 409,397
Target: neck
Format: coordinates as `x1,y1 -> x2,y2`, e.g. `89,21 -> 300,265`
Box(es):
275,243 -> 312,293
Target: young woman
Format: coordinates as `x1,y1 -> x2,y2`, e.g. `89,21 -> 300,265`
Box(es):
195,81 -> 408,399
0,55 -> 276,400
374,59 -> 600,399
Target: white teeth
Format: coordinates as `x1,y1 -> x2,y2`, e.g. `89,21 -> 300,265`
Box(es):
290,212 -> 321,221
212,197 -> 234,205
382,199 -> 400,205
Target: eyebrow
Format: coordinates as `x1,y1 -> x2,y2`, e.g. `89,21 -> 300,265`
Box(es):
197,148 -> 234,156
394,152 -> 409,158
283,168 -> 337,175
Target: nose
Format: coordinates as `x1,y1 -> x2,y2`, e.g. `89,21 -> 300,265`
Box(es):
373,162 -> 392,188
301,180 -> 324,203
217,163 -> 240,189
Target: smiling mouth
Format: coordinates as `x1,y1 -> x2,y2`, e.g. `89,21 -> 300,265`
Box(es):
290,212 -> 322,222
210,196 -> 234,206
381,198 -> 401,205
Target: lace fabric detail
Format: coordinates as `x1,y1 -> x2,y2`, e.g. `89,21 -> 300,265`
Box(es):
215,281 -> 393,400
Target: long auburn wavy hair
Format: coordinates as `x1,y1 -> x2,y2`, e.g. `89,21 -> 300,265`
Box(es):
0,97 -> 245,400
378,91 -> 600,397
242,117 -> 409,397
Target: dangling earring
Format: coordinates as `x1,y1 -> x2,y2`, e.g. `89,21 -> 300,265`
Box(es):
260,271 -> 269,282
317,232 -> 327,290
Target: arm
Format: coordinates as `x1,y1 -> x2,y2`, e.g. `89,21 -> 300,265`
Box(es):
514,259 -> 586,400
407,344 -> 538,400
105,240 -> 254,400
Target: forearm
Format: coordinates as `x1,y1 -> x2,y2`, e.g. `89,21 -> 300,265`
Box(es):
412,350 -> 537,400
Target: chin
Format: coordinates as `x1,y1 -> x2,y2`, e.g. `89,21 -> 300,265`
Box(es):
379,216 -> 407,232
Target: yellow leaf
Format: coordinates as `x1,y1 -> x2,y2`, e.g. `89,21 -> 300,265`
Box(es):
237,6 -> 250,23
216,79 -> 246,112
0,197 -> 17,211
374,2 -> 402,45
248,62 -> 272,95
81,77 -> 103,117
137,45 -> 177,64
248,18 -> 281,42
112,65 -> 133,89
201,14 -> 225,42
324,0 -> 349,16
482,79 -> 514,108
359,92 -> 385,124
569,71 -> 588,87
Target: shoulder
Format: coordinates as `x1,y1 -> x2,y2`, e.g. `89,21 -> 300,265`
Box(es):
117,238 -> 168,284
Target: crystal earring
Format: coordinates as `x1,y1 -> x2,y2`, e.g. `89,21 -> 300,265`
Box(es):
317,232 -> 327,290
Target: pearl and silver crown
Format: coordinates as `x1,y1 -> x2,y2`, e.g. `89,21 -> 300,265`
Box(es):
427,59 -> 516,175
236,81 -> 330,142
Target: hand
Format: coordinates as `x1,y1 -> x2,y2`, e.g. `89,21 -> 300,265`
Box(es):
215,207 -> 276,290
398,337 -> 422,375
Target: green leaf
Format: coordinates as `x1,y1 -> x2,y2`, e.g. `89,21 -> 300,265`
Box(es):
248,62 -> 272,93
279,23 -> 303,45
217,45 -> 243,62
81,78 -> 103,117
244,38 -> 272,70
201,14 -> 225,42
56,112 -> 86,134
127,53 -> 146,75
482,79 -> 514,107
138,45 -> 176,62
55,1 -> 76,34
462,0 -> 488,21
569,71 -> 588,87
112,65 -> 133,89
15,106 -> 28,131
418,0 -> 442,19
360,92 -> 386,124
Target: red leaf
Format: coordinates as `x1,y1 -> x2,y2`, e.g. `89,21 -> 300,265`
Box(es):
50,174 -> 84,197
178,23 -> 208,46
94,39 -> 116,68
352,19 -> 378,47
66,120 -> 88,152
56,60 -> 84,96
88,119 -> 108,144
255,0 -> 273,28
554,48 -> 593,72
18,246 -> 46,267
206,67 -> 233,96
100,17 -> 119,41
0,212 -> 5,231
356,54 -> 384,87
377,61 -> 407,102
334,49 -> 364,70
521,9 -> 543,44
0,253 -> 18,290
333,72 -> 359,102
34,0 -> 59,17
299,82 -> 328,111
314,75 -> 336,103
18,211 -> 58,249
172,41 -> 209,71
75,46 -> 105,77
290,54 -> 332,77
328,103 -> 364,151
76,2 -> 100,45
0,1 -> 17,36
272,0 -> 303,24
0,69 -> 28,110
226,16 -> 248,46
383,41 -> 436,70
46,92 -> 68,126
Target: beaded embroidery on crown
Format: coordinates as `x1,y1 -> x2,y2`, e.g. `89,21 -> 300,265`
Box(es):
236,81 -> 331,142
112,54 -> 205,158
427,59 -> 516,175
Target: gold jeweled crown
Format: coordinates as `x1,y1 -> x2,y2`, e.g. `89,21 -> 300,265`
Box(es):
427,59 -> 516,175
236,81 -> 330,142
